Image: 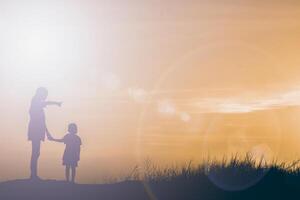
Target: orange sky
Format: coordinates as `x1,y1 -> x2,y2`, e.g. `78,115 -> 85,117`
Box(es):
0,0 -> 300,183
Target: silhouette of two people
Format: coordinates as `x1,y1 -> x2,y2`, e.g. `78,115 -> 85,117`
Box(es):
28,87 -> 81,183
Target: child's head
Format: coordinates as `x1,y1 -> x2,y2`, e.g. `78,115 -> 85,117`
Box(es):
68,123 -> 78,134
34,87 -> 48,101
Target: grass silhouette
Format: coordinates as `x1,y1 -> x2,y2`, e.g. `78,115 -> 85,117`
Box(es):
123,154 -> 300,200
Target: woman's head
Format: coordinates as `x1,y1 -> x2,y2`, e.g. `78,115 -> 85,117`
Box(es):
34,87 -> 48,101
68,123 -> 78,134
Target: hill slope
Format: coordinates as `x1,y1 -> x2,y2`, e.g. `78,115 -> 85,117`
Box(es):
0,179 -> 149,200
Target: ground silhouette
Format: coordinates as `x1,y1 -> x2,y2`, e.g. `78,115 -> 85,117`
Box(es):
1,154 -> 299,200
1,160 -> 300,200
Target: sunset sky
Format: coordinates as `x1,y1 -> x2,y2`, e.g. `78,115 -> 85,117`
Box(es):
1,0 -> 300,183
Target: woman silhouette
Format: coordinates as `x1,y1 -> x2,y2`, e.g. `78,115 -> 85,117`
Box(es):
28,87 -> 62,179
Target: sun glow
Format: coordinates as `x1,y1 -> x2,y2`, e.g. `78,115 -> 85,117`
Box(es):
2,27 -> 67,87
0,1 -> 94,93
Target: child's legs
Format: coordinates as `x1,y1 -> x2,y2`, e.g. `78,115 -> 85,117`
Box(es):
71,166 -> 76,183
65,165 -> 70,181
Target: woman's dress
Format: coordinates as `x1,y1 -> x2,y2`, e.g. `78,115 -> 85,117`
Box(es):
28,100 -> 46,141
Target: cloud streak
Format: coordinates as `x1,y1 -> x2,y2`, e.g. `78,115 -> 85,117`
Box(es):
192,88 -> 300,113
127,86 -> 300,114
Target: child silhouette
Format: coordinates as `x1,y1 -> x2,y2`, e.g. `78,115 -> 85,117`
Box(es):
47,123 -> 82,183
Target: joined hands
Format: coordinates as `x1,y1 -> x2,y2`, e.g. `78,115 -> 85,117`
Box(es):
46,128 -> 54,141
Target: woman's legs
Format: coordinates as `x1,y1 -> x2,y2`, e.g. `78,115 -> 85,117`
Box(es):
65,165 -> 70,182
30,140 -> 41,179
71,166 -> 76,183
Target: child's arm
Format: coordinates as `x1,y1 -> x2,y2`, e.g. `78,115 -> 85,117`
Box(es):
44,101 -> 62,107
50,137 -> 64,143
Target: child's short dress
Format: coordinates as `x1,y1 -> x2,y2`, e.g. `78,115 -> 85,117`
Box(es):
62,134 -> 82,167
